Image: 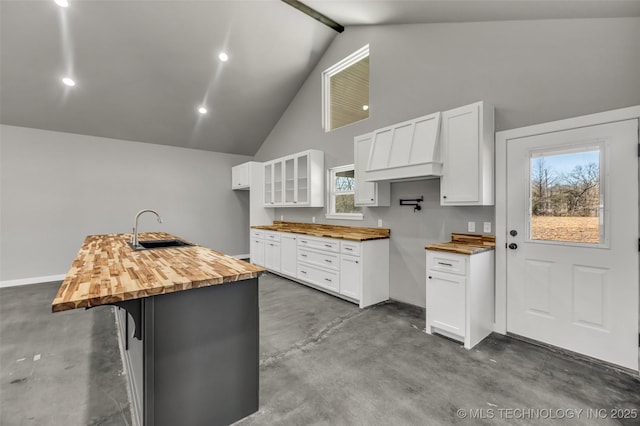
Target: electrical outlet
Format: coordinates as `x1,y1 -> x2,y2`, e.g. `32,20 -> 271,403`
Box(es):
280,215 -> 284,221
483,222 -> 491,233
312,216 -> 316,223
378,219 -> 383,227
468,221 -> 476,233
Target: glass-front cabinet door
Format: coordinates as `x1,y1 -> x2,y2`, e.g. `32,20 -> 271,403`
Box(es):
264,162 -> 273,206
296,153 -> 309,205
284,157 -> 295,204
273,161 -> 283,205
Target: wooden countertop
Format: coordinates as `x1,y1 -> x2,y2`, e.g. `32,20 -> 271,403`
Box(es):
52,232 -> 264,313
425,233 -> 495,255
251,221 -> 390,241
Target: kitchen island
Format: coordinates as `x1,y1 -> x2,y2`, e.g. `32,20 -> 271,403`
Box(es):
52,232 -> 264,426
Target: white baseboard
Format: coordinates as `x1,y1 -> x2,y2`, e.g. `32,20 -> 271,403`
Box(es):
0,274 -> 66,288
232,253 -> 250,259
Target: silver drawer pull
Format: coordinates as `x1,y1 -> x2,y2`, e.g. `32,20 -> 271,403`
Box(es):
437,262 -> 453,267
324,278 -> 332,282
324,259 -> 332,263
301,254 -> 307,257
301,240 -> 308,243
345,247 -> 353,251
300,270 -> 307,274
324,244 -> 332,248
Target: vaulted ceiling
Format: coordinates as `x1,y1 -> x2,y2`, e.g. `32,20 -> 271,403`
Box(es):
2,1 -> 638,156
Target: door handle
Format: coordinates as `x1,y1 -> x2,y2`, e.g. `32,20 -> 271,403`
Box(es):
508,243 -> 518,250
510,230 -> 518,237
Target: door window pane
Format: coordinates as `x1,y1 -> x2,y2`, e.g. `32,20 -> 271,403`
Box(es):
529,147 -> 603,244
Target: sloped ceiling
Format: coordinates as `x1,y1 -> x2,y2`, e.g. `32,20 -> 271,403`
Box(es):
1,1 -> 638,156
0,0 -> 336,155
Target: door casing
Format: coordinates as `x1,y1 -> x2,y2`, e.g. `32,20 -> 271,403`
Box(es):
495,105 -> 640,339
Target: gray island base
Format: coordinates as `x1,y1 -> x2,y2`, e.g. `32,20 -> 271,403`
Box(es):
115,278 -> 259,426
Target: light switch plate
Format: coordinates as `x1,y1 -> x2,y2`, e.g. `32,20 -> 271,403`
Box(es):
378,219 -> 383,227
483,222 -> 491,233
280,215 -> 284,221
468,221 -> 476,233
312,216 -> 316,223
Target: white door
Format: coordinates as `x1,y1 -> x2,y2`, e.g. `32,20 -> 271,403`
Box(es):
506,119 -> 638,370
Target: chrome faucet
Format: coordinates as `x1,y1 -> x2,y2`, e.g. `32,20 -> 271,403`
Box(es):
131,209 -> 163,247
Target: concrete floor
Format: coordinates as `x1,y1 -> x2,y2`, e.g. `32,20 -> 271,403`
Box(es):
2,274 -> 640,425
0,281 -> 131,425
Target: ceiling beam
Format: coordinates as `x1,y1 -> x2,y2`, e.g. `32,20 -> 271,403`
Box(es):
281,0 -> 344,33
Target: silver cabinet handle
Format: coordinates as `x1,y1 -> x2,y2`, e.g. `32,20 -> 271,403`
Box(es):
437,262 -> 453,267
301,253 -> 307,257
324,259 -> 332,263
344,247 -> 353,251
325,244 -> 332,248
300,270 -> 307,274
324,278 -> 332,282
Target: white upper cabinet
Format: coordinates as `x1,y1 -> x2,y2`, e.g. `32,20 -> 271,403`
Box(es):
440,102 -> 495,206
231,162 -> 251,190
263,149 -> 324,207
365,112 -> 442,182
354,134 -> 390,206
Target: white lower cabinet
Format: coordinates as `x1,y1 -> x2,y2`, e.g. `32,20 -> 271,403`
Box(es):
339,255 -> 361,300
263,231 -> 281,272
426,250 -> 494,349
250,230 -> 265,267
297,261 -> 339,293
280,233 -> 297,278
251,228 -> 389,308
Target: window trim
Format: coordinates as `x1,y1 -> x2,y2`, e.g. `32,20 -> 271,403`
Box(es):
321,44 -> 370,132
325,164 -> 363,221
526,141 -> 608,248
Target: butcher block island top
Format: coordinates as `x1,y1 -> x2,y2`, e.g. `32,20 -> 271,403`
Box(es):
425,233 -> 496,255
252,221 -> 390,241
51,232 -> 264,313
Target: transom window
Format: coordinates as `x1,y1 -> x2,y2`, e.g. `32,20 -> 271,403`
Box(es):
326,165 -> 363,220
322,45 -> 369,132
528,144 -> 605,245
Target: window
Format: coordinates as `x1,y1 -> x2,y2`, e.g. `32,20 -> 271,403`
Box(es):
326,165 -> 363,220
322,45 -> 369,131
528,144 -> 605,246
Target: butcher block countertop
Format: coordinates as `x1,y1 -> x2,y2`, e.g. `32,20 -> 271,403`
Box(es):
251,221 -> 390,241
52,232 -> 264,313
425,233 -> 495,255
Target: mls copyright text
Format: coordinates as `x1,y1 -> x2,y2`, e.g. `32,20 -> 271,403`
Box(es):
455,408 -> 638,421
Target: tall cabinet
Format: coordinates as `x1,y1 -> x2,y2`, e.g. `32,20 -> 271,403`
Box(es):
440,101 -> 494,206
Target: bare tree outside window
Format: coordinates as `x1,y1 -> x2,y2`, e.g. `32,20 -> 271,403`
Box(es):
327,166 -> 362,219
530,150 -> 601,243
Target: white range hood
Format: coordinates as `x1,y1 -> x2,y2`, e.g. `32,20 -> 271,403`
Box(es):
364,112 -> 442,183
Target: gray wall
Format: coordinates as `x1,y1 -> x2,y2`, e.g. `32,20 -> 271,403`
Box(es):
254,18 -> 640,307
0,125 -> 252,282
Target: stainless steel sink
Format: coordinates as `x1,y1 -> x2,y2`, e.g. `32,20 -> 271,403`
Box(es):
129,239 -> 194,250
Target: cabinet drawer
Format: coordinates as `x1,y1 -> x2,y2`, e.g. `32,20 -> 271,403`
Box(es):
341,241 -> 361,257
297,236 -> 339,252
250,229 -> 264,239
297,262 -> 339,292
298,248 -> 339,270
428,252 -> 467,275
264,231 -> 281,242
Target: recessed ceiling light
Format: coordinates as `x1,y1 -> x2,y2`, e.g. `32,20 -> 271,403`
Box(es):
362,105 -> 369,111
198,107 -> 208,114
218,52 -> 229,62
62,77 -> 75,87
55,0 -> 69,7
